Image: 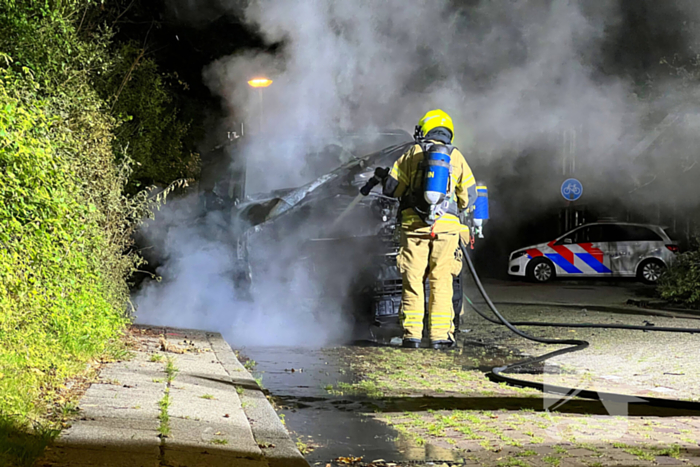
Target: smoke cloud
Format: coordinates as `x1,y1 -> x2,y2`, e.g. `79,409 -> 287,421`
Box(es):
135,0 -> 700,342
134,195 -> 353,346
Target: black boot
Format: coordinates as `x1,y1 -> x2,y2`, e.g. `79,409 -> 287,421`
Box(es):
402,338 -> 421,349
430,339 -> 455,350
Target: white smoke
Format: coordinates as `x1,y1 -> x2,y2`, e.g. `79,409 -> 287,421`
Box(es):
135,0 -> 700,341
134,195 -> 351,346
202,0 -> 640,193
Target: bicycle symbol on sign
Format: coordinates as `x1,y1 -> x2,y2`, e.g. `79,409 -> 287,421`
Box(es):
563,183 -> 581,196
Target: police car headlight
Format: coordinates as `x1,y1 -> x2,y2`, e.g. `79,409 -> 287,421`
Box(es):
511,250 -> 528,260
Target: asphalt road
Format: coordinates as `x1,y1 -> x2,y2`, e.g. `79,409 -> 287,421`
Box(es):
470,277 -> 664,312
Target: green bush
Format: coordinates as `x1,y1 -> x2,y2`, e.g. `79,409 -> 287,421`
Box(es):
96,43 -> 200,190
658,249 -> 700,308
0,64 -> 130,462
0,1 -> 189,463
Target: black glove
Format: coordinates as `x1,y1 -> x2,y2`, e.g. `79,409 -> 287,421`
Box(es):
374,167 -> 389,180
360,167 -> 390,196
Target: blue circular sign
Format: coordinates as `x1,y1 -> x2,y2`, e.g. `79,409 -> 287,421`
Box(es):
561,178 -> 583,201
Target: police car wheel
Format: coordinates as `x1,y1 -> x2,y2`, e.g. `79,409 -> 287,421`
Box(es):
637,259 -> 665,284
526,258 -> 555,283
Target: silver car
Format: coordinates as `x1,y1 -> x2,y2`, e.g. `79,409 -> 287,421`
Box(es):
508,222 -> 678,284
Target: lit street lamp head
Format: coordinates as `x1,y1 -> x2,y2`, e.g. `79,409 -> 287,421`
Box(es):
248,78 -> 273,88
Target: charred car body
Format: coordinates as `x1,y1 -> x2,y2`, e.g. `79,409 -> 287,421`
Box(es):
202,130 -> 463,341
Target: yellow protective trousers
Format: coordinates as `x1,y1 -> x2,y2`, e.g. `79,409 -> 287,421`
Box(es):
396,231 -> 462,342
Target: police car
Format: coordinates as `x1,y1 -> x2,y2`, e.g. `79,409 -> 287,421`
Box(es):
508,222 -> 678,284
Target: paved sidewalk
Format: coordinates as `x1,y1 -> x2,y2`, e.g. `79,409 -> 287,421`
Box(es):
36,326 -> 308,467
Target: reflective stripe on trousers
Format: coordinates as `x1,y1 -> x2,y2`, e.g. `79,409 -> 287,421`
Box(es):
397,231 -> 460,342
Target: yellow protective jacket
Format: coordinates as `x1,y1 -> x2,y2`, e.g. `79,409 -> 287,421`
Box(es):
384,141 -> 476,235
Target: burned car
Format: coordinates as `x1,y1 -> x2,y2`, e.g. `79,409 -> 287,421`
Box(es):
203,130 -> 463,342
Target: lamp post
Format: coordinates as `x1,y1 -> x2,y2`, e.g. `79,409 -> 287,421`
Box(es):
247,78 -> 273,134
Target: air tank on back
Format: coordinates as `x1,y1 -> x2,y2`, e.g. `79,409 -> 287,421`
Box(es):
423,145 -> 451,205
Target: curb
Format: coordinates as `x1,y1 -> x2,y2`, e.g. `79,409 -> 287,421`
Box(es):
490,301 -> 700,320
207,332 -> 310,467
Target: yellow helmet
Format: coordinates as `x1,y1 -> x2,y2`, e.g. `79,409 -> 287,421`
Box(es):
418,109 -> 454,142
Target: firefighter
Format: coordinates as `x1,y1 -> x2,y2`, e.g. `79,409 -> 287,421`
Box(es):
381,110 -> 477,349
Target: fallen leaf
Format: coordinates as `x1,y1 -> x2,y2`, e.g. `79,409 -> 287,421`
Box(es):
335,456 -> 362,464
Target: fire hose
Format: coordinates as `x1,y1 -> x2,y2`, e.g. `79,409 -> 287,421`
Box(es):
459,241 -> 700,410
358,167 -> 700,409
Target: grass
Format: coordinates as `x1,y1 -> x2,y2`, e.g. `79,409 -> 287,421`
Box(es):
235,386 -> 244,395
0,335 -> 129,467
326,380 -> 385,397
149,354 -> 164,363
331,346 -> 695,464
553,445 -> 568,454
497,459 -> 529,467
165,358 -> 178,383
199,394 -> 215,400
296,439 -> 312,455
612,442 -> 682,461
0,419 -> 60,467
157,358 -> 177,438
210,438 -> 228,445
157,390 -> 171,437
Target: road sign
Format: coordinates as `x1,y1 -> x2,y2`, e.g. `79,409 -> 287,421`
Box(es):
561,178 -> 583,201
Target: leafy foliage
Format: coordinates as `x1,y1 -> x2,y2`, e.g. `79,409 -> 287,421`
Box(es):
95,43 -> 200,190
0,1 -> 195,464
658,249 -> 700,308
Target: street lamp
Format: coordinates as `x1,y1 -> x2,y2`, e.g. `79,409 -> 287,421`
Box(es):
247,78 -> 273,133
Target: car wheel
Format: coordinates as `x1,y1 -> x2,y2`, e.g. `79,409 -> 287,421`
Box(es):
637,259 -> 666,284
526,257 -> 555,283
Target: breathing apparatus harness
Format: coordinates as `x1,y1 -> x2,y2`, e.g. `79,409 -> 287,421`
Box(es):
400,126 -> 459,227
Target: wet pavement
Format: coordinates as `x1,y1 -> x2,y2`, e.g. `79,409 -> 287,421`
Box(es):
241,346 -> 408,463
239,342 -> 539,465
240,309 -> 700,467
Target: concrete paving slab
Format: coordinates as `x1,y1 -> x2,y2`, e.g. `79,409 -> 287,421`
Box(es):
38,447 -> 160,467
37,327 -> 308,467
174,372 -> 244,393
168,380 -> 247,424
208,333 -> 310,467
99,368 -> 167,384
166,417 -> 262,459
81,384 -> 164,401
66,414 -> 160,432
74,409 -> 160,425
162,449 -> 266,467
55,421 -> 160,451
